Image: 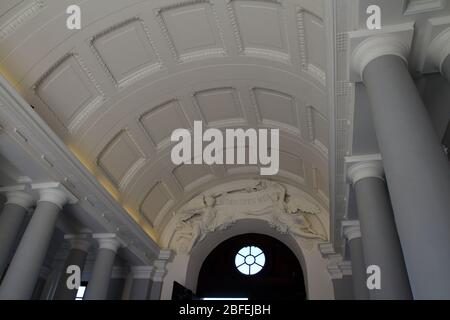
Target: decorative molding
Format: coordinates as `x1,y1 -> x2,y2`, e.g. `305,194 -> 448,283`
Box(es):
0,0 -> 45,42
88,17 -> 163,89
297,7 -> 326,85
169,180 -> 328,254
348,23 -> 415,82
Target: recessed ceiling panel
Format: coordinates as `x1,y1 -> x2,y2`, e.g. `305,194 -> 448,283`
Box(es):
279,151 -> 305,182
173,164 -> 214,190
140,100 -> 190,150
156,1 -> 225,62
313,167 -> 329,203
194,87 -> 244,126
308,107 -> 329,155
227,0 -> 290,62
252,88 -> 300,134
98,130 -> 146,189
34,54 -> 103,133
90,18 -> 161,88
298,9 -> 326,83
141,182 -> 172,226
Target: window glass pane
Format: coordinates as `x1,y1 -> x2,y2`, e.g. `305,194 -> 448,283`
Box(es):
235,246 -> 265,275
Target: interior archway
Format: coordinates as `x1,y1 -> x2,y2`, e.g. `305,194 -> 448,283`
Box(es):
197,233 -> 306,300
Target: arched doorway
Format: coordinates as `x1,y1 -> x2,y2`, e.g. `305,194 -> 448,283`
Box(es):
196,233 -> 306,300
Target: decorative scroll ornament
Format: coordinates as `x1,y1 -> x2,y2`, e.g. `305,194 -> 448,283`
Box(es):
170,180 -> 328,254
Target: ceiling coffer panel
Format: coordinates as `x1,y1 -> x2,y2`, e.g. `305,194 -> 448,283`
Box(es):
89,17 -> 162,89
227,0 -> 290,63
297,8 -> 326,83
155,0 -> 226,62
140,182 -> 173,227
0,0 -> 330,241
33,53 -> 104,134
307,106 -> 329,155
139,99 -> 190,150
252,88 -> 301,135
194,87 -> 245,127
97,130 -> 146,190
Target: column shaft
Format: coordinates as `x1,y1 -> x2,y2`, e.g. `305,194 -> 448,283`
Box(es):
0,201 -> 61,299
53,248 -> 88,300
348,238 -> 369,300
83,248 -> 116,300
354,177 -> 412,299
0,204 -> 28,278
363,55 -> 450,298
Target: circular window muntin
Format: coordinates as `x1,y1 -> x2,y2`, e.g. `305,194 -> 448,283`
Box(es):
235,246 -> 265,275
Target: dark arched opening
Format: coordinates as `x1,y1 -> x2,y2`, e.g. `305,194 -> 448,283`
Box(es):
196,233 -> 306,300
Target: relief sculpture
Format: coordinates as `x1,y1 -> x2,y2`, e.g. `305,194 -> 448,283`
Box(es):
171,180 -> 328,254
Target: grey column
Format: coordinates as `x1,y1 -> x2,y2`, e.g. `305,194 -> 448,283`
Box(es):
0,191 -> 35,278
342,221 -> 369,300
349,161 -> 412,300
0,188 -> 69,299
83,236 -> 121,300
441,55 -> 450,83
53,236 -> 91,300
362,54 -> 450,299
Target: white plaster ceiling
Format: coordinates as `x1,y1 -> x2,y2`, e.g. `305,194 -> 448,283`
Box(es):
0,0 -> 330,241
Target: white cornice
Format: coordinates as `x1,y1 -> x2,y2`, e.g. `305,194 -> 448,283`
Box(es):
349,23 -> 415,82
0,76 -> 160,265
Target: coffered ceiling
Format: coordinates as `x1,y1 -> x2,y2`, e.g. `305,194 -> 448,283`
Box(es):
0,0 -> 330,242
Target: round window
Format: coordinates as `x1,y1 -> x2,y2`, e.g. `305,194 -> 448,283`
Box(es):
235,246 -> 265,275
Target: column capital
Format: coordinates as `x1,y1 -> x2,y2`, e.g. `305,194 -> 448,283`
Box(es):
341,220 -> 362,242
93,233 -> 124,253
347,161 -> 384,185
32,182 -> 78,209
4,190 -> 35,210
421,16 -> 450,74
428,28 -> 450,74
64,234 -> 92,253
349,23 -> 414,82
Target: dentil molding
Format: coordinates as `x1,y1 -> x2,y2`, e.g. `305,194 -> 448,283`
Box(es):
348,23 -> 415,82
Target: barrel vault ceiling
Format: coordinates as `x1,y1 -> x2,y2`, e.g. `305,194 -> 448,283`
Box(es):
0,0 -> 330,243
